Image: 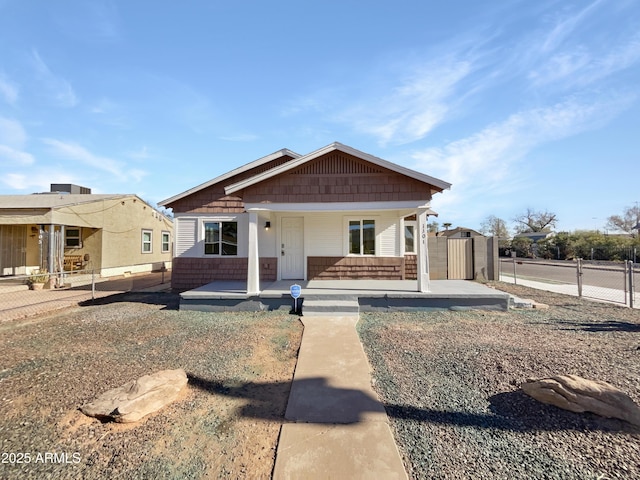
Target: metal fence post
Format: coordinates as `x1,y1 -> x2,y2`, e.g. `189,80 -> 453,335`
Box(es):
91,269 -> 95,301
624,260 -> 629,307
512,256 -> 517,285
576,258 -> 583,298
629,261 -> 635,309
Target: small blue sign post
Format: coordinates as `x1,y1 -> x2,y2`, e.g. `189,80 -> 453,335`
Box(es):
290,284 -> 301,314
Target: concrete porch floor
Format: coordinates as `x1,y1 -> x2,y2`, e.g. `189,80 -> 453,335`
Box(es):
179,279 -> 510,312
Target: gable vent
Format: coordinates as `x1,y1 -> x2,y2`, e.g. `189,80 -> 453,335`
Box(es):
294,153 -> 384,175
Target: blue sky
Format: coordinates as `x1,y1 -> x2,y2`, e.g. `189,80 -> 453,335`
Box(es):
1,0 -> 638,234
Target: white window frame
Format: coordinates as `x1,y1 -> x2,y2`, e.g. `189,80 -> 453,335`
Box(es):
65,227 -> 82,249
345,217 -> 376,256
161,231 -> 171,253
142,229 -> 153,253
404,221 -> 417,255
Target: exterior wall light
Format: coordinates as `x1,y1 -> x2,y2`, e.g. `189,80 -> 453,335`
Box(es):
265,221 -> 271,230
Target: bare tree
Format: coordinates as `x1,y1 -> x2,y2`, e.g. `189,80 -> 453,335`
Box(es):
513,208 -> 557,233
480,215 -> 510,239
605,204 -> 640,237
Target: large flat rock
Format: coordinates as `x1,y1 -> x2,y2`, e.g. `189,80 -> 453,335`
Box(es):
522,374 -> 640,426
81,369 -> 188,423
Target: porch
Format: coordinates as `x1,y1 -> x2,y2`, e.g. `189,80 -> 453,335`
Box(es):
178,279 -> 510,313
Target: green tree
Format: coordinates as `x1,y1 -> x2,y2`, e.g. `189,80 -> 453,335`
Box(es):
511,236 -> 533,258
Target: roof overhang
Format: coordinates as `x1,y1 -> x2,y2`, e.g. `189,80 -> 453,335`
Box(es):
225,142 -> 452,195
159,148 -> 301,206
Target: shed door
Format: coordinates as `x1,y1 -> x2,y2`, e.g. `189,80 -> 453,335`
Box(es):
281,217 -> 304,279
448,238 -> 473,279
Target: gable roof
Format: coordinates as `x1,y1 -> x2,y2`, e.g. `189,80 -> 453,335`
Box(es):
159,148 -> 300,206
224,142 -> 451,195
437,227 -> 483,237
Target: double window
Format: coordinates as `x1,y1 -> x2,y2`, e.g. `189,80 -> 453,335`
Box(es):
348,219 -> 375,255
65,228 -> 82,248
204,221 -> 238,255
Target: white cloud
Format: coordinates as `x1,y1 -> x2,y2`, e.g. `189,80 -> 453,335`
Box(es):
0,116 -> 27,147
0,75 -> 18,105
412,94 -> 633,209
0,145 -> 34,166
338,59 -> 473,146
31,49 -> 78,108
0,117 -> 33,166
42,138 -> 125,179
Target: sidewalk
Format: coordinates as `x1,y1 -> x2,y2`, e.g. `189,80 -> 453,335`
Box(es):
499,274 -> 638,309
273,315 -> 407,479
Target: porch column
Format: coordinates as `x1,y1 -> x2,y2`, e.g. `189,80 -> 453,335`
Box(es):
247,211 -> 260,295
417,208 -> 430,292
48,224 -> 55,274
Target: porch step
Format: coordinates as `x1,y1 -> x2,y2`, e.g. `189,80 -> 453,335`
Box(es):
302,297 -> 360,316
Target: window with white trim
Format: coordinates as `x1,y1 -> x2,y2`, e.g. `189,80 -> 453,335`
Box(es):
404,222 -> 416,254
142,229 -> 152,253
161,231 -> 171,253
65,228 -> 82,248
348,219 -> 375,255
204,221 -> 237,255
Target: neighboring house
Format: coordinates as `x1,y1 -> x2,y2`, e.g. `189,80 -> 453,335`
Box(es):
0,185 -> 173,278
437,227 -> 484,238
159,142 -> 451,293
513,231 -> 556,243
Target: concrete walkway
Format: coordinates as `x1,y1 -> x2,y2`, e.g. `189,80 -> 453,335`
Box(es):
273,315 -> 407,479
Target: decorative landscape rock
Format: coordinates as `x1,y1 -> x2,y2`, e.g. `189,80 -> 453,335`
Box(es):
521,374 -> 640,426
81,369 -> 188,423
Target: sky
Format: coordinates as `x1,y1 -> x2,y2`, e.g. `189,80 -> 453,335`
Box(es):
1,0 -> 639,234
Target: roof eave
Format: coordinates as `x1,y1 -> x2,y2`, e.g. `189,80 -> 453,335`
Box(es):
225,142 -> 452,195
159,148 -> 301,206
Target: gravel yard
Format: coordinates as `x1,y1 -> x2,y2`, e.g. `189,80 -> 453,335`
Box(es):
0,292 -> 302,479
359,282 -> 640,479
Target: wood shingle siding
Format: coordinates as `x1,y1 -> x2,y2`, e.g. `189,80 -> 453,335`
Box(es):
308,256 -> 404,280
171,256 -> 277,290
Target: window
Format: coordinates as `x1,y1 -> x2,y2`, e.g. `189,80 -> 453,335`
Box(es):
161,231 -> 171,253
462,231 -> 471,238
65,228 -> 82,248
204,222 -> 237,255
142,230 -> 152,253
349,219 -> 375,255
404,224 -> 415,253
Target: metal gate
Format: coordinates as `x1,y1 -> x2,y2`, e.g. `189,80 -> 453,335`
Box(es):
448,238 -> 473,279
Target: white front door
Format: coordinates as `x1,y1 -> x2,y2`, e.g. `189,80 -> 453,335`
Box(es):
281,217 -> 304,279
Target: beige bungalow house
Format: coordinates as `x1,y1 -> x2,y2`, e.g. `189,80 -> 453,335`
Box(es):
0,185 -> 173,279
160,142 -> 451,293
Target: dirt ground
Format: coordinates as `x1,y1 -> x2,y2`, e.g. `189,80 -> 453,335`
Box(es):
0,292 -> 302,479
359,282 -> 640,479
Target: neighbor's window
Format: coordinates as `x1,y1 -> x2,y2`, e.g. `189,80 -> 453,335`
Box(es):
204,221 -> 237,255
404,224 -> 415,253
65,228 -> 82,248
161,231 -> 171,253
142,230 -> 152,253
349,219 -> 375,255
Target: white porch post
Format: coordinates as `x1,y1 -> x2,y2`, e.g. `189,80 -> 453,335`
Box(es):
247,211 -> 260,295
417,208 -> 430,292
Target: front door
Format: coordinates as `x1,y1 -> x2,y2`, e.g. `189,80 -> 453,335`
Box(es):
281,217 -> 304,279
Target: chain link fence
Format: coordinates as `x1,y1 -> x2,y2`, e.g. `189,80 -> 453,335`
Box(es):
0,270 -> 171,323
499,258 -> 637,307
